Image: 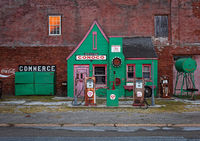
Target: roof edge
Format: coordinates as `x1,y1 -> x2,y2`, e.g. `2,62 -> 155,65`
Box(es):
66,21 -> 108,60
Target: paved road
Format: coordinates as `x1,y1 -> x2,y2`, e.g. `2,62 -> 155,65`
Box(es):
0,137 -> 198,141
0,127 -> 200,140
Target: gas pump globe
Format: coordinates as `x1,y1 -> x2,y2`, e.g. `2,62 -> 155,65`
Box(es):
85,77 -> 96,106
86,79 -> 94,88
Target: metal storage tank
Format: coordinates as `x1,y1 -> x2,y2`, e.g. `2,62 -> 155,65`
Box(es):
175,58 -> 197,73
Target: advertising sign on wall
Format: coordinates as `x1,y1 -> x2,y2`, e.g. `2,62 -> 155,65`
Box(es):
19,65 -> 56,72
111,45 -> 121,52
76,55 -> 106,60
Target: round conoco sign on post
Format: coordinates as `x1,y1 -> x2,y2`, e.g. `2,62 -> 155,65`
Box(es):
110,94 -> 116,100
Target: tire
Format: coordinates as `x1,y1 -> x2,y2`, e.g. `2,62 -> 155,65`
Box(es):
144,86 -> 152,98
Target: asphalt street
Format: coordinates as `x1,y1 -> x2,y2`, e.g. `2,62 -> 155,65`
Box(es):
1,98 -> 200,140
0,137 -> 198,141
0,127 -> 200,140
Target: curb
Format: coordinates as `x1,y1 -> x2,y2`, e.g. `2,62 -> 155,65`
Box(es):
1,123 -> 200,128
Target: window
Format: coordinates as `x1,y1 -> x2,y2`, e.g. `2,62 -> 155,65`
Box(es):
49,15 -> 61,35
143,65 -> 151,80
93,65 -> 107,85
154,15 -> 168,38
93,32 -> 97,50
127,65 -> 135,81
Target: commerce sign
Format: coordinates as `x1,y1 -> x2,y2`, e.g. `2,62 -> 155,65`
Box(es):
76,55 -> 106,60
19,65 -> 56,72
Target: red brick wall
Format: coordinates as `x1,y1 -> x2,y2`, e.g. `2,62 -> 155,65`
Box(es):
1,0 -> 199,46
0,0 -> 200,96
170,0 -> 200,44
0,0 -> 170,46
155,45 -> 200,96
0,47 -> 73,96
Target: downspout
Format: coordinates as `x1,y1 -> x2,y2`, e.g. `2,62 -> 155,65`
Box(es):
170,0 -> 172,44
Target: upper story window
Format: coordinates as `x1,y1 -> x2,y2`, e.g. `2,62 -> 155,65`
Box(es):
93,32 -> 97,50
142,65 -> 151,80
49,15 -> 61,36
127,64 -> 135,81
154,15 -> 168,38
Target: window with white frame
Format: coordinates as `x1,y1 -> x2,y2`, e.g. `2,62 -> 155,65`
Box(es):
127,65 -> 135,81
93,65 -> 106,85
49,15 -> 61,35
143,65 -> 151,80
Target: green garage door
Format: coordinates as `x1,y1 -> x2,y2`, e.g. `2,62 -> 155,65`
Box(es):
15,72 -> 34,84
35,84 -> 54,95
35,72 -> 55,84
15,72 -> 55,96
15,84 -> 34,96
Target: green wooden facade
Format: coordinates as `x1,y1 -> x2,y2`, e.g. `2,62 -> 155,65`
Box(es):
67,21 -> 158,98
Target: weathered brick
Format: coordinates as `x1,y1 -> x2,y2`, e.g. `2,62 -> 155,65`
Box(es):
0,0 -> 200,96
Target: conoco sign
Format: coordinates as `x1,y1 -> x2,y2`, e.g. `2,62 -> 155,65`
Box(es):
76,55 -> 106,60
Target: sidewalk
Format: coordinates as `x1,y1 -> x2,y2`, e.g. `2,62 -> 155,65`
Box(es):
0,97 -> 200,128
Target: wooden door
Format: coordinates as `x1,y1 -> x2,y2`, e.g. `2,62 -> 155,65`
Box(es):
74,65 -> 89,97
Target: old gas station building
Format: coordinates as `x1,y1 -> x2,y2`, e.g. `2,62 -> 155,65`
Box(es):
67,21 -> 158,98
0,0 -> 200,97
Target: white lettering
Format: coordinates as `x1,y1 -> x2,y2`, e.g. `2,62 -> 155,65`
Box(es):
38,66 -> 41,71
33,66 -> 37,71
18,66 -> 23,72
1,68 -> 16,74
47,66 -> 51,71
24,66 -> 28,71
28,66 -> 33,71
18,65 -> 56,72
51,66 -> 56,71
42,66 -> 46,71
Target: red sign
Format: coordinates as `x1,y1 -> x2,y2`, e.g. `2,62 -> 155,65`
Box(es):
76,55 -> 106,60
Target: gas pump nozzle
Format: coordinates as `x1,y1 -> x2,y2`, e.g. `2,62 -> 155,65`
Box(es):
112,71 -> 116,90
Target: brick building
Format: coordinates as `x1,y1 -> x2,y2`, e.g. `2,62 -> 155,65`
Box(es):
0,0 -> 200,96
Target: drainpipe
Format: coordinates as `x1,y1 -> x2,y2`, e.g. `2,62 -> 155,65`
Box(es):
170,0 -> 172,44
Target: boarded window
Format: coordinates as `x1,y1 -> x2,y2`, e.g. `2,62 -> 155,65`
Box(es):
154,16 -> 168,38
49,16 -> 61,35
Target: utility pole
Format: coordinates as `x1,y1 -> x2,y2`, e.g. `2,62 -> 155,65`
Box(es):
152,61 -> 155,106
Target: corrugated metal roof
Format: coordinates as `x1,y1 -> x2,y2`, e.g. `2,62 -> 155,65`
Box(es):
123,37 -> 157,58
